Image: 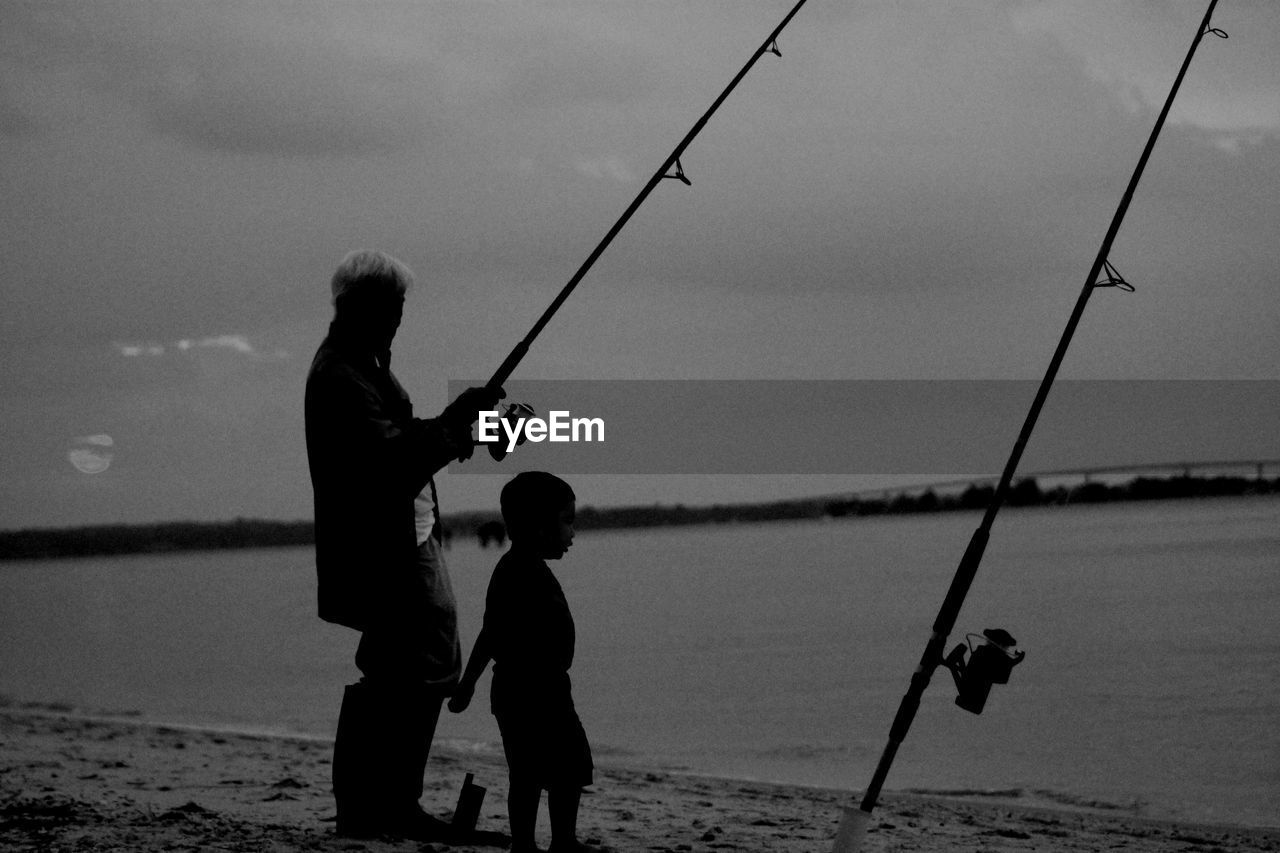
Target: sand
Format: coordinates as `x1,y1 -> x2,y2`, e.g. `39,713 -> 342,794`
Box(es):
2,704 -> 1276,853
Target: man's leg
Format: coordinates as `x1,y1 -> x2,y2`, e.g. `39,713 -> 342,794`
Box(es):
332,679 -> 387,836
334,630 -> 447,838
335,538 -> 461,839
400,688 -> 442,809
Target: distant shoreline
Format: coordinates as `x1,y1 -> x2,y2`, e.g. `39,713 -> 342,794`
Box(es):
1,472 -> 1276,561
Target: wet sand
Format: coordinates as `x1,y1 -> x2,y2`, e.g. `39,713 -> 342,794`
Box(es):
2,705 -> 1276,852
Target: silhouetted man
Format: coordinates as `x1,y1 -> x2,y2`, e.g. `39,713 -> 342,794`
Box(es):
304,249 -> 500,840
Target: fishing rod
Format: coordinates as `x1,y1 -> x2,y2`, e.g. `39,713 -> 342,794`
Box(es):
484,0 -> 809,392
831,3 -> 1228,850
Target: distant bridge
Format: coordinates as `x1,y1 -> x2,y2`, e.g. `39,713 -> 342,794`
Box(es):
840,458 -> 1280,503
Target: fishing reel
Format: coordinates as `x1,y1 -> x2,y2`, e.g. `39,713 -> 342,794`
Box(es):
942,628 -> 1025,715
484,402 -> 536,461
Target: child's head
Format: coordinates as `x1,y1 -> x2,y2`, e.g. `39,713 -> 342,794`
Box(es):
500,471 -> 576,559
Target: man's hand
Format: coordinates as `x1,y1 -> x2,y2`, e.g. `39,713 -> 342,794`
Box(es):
442,421 -> 475,462
447,680 -> 475,713
437,386 -> 503,463
441,386 -> 505,428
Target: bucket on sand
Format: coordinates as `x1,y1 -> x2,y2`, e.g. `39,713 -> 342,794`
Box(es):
452,772 -> 486,832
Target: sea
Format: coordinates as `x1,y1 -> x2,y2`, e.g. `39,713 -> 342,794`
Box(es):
1,496 -> 1276,828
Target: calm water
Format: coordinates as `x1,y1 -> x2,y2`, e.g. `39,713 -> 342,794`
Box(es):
1,497 -> 1276,827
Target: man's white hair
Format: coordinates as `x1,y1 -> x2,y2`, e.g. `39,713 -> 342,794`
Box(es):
330,250 -> 415,305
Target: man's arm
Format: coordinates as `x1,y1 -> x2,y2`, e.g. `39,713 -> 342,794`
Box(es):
422,385 -> 506,470
318,364 -> 501,496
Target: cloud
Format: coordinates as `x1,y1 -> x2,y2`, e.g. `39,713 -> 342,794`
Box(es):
176,335 -> 254,355
496,21 -> 664,111
116,335 -> 287,360
2,3 -> 435,158
118,344 -> 167,358
1,2 -> 668,159
1010,1 -> 1280,148
575,156 -> 636,183
137,49 -> 432,158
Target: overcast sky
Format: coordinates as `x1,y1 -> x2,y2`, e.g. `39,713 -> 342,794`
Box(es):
1,1 -> 1277,529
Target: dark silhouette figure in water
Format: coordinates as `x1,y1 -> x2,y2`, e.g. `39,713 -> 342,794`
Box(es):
450,472 -> 602,853
304,249 -> 502,842
476,520 -> 507,548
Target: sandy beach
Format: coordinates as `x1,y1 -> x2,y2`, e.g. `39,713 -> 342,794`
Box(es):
2,703 -> 1276,853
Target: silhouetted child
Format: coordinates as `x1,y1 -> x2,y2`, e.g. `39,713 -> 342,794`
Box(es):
449,472 -> 599,853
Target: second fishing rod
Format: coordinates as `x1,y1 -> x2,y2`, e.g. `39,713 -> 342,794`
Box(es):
831,2 -> 1229,850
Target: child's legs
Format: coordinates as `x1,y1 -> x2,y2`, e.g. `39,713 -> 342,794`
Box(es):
496,704 -> 540,849
548,785 -> 581,846
507,778 -> 541,851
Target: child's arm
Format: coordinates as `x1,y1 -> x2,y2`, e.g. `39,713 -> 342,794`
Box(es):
447,628 -> 493,713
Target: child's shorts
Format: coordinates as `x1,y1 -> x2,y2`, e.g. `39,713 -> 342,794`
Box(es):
493,685 -> 594,790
